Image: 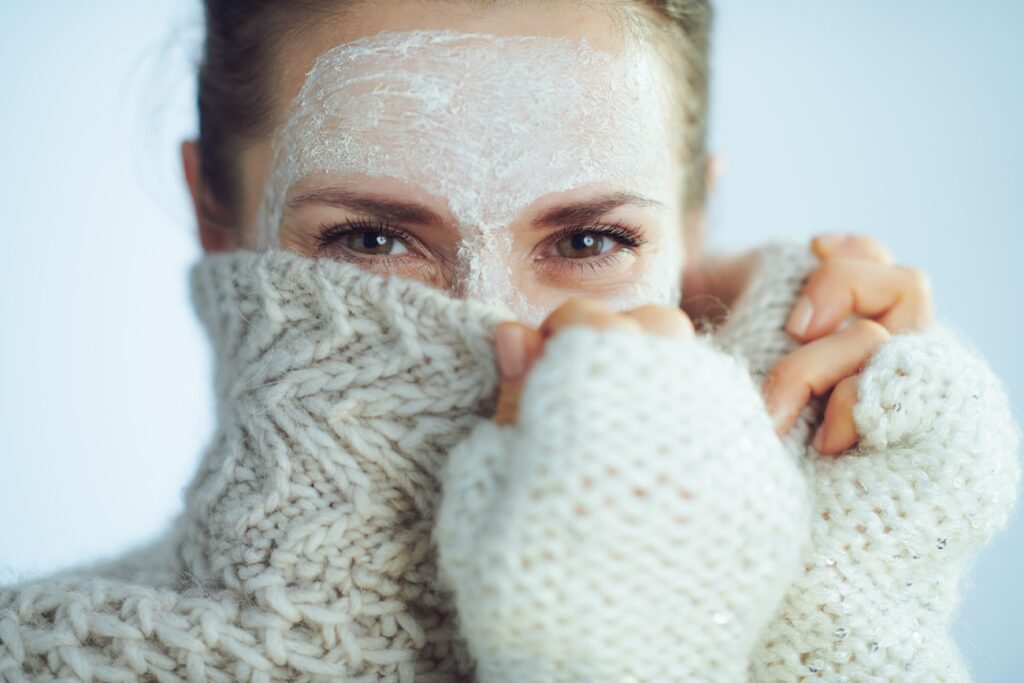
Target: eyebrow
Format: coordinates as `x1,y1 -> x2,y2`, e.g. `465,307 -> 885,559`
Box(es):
287,188 -> 447,225
533,191 -> 666,228
287,188 -> 664,227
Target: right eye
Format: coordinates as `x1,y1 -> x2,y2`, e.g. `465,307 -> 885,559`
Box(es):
314,220 -> 411,257
339,230 -> 409,256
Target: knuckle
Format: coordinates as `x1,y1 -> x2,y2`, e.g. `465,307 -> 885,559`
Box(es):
765,355 -> 800,386
800,270 -> 828,299
544,299 -> 606,329
629,304 -> 671,317
560,298 -> 606,315
801,259 -> 847,302
834,374 -> 860,400
624,305 -> 694,336
847,233 -> 874,249
812,257 -> 846,285
863,238 -> 894,262
675,311 -> 697,334
900,265 -> 932,295
848,318 -> 890,343
832,233 -> 894,263
856,233 -> 884,251
650,305 -> 692,325
611,314 -> 644,332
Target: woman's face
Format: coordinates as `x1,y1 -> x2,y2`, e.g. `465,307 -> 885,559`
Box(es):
224,1 -> 694,325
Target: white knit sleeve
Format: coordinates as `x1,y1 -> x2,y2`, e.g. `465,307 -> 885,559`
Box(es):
846,322 -> 1021,562
853,322 -> 1021,537
750,322 -> 1022,681
433,327 -> 810,683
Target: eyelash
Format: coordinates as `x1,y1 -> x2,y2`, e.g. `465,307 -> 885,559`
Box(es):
314,218 -> 419,255
541,221 -> 647,272
313,217 -> 648,270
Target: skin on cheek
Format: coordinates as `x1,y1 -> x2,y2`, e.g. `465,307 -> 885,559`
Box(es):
258,29 -> 685,317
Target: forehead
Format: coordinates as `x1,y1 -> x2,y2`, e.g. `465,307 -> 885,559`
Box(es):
260,30 -> 674,245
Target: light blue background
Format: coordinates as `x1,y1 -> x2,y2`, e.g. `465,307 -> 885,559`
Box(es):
1,2 -> 1021,679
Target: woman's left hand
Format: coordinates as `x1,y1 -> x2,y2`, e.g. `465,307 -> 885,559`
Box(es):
762,233 -> 935,455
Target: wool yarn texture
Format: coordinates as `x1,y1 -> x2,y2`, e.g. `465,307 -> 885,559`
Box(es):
0,241 -> 1019,683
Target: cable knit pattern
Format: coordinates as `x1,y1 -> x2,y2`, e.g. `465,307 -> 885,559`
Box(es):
0,241 -> 1019,683
1,251 -> 510,683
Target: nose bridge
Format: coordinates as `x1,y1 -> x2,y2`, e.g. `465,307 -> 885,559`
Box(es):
449,223 -> 512,305
459,255 -> 506,305
447,273 -> 470,300
446,238 -> 476,301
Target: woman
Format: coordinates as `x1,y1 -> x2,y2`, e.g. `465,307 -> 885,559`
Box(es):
1,1 -> 1018,681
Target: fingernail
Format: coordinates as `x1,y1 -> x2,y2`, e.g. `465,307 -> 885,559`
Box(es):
812,425 -> 828,452
495,324 -> 526,381
787,295 -> 815,337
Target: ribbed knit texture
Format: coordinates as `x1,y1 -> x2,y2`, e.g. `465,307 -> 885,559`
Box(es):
0,241 -> 1019,682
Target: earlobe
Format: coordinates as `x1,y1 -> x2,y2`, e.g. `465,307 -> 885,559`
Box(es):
181,139 -> 235,253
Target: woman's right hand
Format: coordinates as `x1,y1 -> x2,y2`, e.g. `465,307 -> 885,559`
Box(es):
492,299 -> 695,425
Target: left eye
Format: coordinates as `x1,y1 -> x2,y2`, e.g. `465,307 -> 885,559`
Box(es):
554,232 -> 615,258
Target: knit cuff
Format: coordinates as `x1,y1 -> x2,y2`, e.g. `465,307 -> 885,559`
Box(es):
851,320 -> 1021,547
434,328 -> 809,683
749,322 -> 1022,680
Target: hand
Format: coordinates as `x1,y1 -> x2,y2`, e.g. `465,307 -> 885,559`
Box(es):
763,233 -> 935,455
492,300 -> 695,425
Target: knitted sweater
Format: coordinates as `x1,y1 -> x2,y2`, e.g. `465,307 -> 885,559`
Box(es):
0,241 -> 1018,682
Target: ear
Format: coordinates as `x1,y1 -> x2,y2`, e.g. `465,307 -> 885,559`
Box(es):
181,140 -> 236,253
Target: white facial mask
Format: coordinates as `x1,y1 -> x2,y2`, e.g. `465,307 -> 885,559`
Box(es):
258,29 -> 684,324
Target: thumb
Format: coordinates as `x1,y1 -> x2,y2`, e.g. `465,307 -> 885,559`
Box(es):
493,321 -> 544,426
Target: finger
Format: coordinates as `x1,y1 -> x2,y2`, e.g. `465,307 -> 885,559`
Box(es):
493,321 -> 544,426
811,374 -> 861,455
621,305 -> 696,338
785,257 -> 934,341
811,233 -> 895,264
764,318 -> 890,435
540,298 -> 641,339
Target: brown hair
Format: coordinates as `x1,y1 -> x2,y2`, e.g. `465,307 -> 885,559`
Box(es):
196,0 -> 712,229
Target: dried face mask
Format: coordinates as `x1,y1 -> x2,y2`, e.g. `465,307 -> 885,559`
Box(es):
258,29 -> 684,324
